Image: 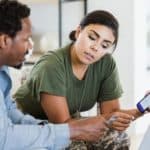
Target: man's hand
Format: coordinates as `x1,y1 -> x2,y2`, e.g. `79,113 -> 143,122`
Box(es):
69,116 -> 107,142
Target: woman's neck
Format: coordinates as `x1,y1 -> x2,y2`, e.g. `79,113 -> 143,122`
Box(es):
70,45 -> 88,80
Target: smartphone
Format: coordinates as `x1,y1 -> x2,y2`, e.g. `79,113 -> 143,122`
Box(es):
137,94 -> 150,113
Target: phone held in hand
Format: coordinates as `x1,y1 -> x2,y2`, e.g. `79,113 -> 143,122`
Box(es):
137,94 -> 150,113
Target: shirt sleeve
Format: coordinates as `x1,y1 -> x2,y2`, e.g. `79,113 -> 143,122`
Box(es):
98,55 -> 123,101
6,93 -> 47,125
29,58 -> 66,102
0,90 -> 70,150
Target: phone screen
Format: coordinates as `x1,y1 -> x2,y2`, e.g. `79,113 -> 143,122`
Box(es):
140,94 -> 150,110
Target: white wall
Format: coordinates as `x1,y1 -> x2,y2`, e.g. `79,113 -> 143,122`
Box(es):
134,0 -> 150,134
61,1 -> 84,46
29,3 -> 59,52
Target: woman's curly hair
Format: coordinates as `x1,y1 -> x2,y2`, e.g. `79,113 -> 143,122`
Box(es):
0,0 -> 30,38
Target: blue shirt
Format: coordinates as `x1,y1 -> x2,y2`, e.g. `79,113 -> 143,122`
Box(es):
0,66 -> 70,150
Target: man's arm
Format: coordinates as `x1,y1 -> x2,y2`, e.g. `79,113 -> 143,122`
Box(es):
0,90 -> 70,150
69,116 -> 107,142
7,93 -> 47,125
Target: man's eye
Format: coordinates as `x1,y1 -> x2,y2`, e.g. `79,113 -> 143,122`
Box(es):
88,35 -> 96,41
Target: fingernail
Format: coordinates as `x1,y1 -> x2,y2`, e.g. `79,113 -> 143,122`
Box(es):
131,116 -> 135,120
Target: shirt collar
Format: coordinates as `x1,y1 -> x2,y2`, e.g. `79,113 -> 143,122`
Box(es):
0,65 -> 9,75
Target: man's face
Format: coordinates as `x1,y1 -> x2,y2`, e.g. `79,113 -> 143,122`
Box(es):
5,17 -> 33,68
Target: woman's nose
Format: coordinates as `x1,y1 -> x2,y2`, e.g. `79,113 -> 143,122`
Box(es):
91,43 -> 99,52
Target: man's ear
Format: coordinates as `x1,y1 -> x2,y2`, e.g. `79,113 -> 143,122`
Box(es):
0,34 -> 12,49
75,26 -> 82,39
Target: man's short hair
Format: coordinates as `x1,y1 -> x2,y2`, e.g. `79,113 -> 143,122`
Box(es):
0,0 -> 30,38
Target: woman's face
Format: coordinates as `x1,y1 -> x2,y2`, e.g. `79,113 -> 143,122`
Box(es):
73,24 -> 115,65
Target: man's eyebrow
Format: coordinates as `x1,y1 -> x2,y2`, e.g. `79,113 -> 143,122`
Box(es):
89,29 -> 113,44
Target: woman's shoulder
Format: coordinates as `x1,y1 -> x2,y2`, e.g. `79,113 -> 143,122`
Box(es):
92,54 -> 117,77
96,54 -> 116,67
102,54 -> 115,62
31,44 -> 71,74
37,44 -> 70,65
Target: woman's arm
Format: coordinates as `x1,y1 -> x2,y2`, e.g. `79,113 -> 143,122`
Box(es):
40,92 -> 72,123
100,98 -> 121,114
40,92 -> 108,142
100,98 -> 143,119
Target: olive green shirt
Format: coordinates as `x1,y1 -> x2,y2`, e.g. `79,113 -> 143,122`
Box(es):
15,44 -> 123,119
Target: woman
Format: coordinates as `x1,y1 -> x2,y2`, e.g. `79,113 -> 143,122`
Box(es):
15,10 -> 142,150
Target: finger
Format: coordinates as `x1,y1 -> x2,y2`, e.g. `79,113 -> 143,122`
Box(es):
116,117 -> 132,124
112,121 -> 130,128
114,112 -> 134,120
145,91 -> 150,96
113,126 -> 128,131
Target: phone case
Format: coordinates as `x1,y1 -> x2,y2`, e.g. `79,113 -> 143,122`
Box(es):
137,94 -> 150,113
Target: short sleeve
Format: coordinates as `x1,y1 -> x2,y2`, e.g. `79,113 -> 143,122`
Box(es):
29,56 -> 67,102
98,55 -> 123,101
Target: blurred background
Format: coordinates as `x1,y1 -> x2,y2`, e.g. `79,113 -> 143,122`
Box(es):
10,0 -> 150,149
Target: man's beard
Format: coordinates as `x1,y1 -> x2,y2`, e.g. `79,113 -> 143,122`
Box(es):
13,62 -> 23,69
13,49 -> 32,69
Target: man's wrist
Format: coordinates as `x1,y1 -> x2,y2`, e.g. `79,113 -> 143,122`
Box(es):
69,121 -> 81,140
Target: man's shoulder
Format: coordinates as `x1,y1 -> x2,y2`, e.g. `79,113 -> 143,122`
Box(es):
0,66 -> 9,72
0,66 -> 10,79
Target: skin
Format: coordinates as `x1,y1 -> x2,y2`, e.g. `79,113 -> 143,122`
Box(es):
41,24 -> 142,132
0,17 -> 107,142
71,24 -> 114,80
0,18 -> 33,68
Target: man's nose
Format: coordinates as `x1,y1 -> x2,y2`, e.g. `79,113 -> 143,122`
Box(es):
28,37 -> 34,50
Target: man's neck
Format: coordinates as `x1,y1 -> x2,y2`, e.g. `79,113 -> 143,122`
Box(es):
0,57 -> 4,68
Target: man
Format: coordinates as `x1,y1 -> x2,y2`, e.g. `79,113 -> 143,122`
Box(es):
0,0 -> 107,149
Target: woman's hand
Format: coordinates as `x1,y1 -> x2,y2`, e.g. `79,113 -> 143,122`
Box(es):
103,112 -> 134,131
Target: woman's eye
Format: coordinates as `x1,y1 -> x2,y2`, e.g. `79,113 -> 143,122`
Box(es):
88,35 -> 96,41
102,44 -> 109,49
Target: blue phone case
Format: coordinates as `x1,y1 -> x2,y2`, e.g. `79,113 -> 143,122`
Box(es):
137,102 -> 145,113
137,94 -> 150,113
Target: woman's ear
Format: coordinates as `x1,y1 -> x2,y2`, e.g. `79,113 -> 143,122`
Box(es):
75,26 -> 82,39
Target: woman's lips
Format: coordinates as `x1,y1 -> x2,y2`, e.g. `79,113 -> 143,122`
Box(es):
84,52 -> 94,61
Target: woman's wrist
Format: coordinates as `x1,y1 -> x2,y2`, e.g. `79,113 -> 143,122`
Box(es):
134,108 -> 143,119
122,108 -> 143,120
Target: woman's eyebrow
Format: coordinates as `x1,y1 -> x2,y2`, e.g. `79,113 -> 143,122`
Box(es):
89,29 -> 113,44
89,29 -> 100,38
